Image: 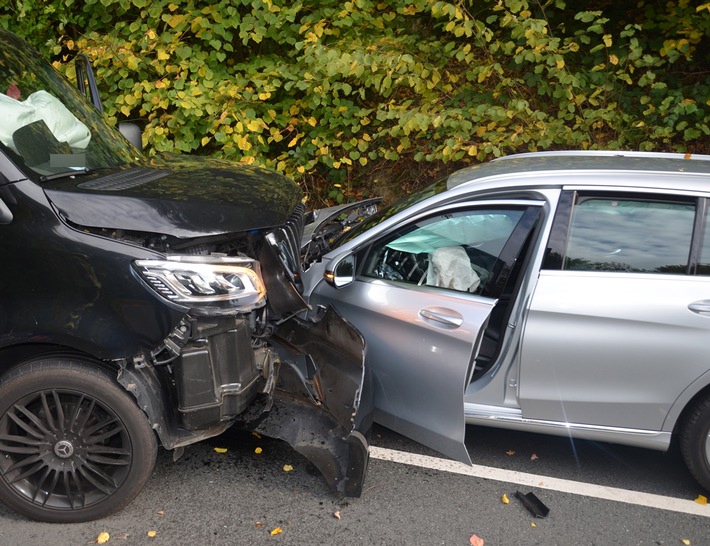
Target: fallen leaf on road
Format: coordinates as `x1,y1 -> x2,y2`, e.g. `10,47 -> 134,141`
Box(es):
156,510 -> 165,516
147,530 -> 157,538
530,453 -> 539,461
270,527 -> 283,536
283,464 -> 294,472
214,447 -> 227,454
255,522 -> 265,527
97,532 -> 110,544
333,511 -> 341,519
501,494 -> 510,504
694,495 -> 707,505
252,432 -> 262,439
506,450 -> 515,456
681,540 -> 690,545
469,534 -> 484,546
531,522 -> 537,528
255,447 -> 263,454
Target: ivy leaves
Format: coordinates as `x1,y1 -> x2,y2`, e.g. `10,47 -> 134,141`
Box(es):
3,0 -> 708,204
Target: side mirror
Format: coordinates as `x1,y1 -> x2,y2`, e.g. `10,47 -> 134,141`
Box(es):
324,254 -> 356,288
118,122 -> 143,151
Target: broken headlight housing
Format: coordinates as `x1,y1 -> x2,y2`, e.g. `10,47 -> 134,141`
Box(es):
132,256 -> 266,316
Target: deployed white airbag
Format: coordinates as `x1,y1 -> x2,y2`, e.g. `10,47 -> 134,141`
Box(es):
427,246 -> 480,292
0,90 -> 91,152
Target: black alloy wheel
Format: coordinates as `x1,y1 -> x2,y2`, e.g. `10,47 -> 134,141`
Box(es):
0,358 -> 157,522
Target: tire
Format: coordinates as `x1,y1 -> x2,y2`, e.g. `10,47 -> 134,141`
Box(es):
0,358 -> 158,522
680,394 -> 710,492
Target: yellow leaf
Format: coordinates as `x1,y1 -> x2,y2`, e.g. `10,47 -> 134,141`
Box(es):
201,136 -> 211,147
555,59 -> 565,69
252,432 -> 262,439
270,527 -> 283,536
146,29 -> 156,40
603,34 -> 612,47
283,464 -> 294,472
501,494 -> 509,504
157,49 -> 170,61
147,530 -> 157,538
681,540 -> 690,545
214,447 -> 227,454
97,532 -> 110,544
695,495 -> 708,505
609,54 -> 619,65
287,136 -> 299,148
258,92 -> 271,100
531,522 -> 537,528
255,447 -> 263,454
307,116 -> 317,127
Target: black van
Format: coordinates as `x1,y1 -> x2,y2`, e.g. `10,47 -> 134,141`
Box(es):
0,29 -> 370,522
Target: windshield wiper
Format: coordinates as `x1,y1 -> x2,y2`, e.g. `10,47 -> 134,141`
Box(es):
40,167 -> 109,183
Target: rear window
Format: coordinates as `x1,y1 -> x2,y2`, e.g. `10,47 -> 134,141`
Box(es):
564,198 -> 695,274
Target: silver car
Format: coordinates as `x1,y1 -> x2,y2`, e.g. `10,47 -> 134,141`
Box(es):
302,150 -> 710,491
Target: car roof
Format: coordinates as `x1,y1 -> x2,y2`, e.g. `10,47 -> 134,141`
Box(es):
447,151 -> 710,192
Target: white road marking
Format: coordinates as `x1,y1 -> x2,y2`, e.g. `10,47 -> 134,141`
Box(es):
370,446 -> 710,518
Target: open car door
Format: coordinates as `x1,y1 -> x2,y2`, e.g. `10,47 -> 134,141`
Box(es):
307,202 -> 542,464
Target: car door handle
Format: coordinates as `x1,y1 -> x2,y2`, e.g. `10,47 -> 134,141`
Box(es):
688,300 -> 710,315
419,307 -> 464,328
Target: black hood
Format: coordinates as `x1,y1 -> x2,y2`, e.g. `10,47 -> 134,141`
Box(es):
43,156 -> 302,237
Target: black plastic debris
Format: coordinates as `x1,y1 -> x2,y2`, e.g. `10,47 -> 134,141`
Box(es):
515,491 -> 550,518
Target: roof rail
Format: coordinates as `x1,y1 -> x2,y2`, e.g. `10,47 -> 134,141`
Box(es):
494,150 -> 710,162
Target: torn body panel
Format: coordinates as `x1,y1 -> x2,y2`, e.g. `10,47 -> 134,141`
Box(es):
236,306 -> 371,496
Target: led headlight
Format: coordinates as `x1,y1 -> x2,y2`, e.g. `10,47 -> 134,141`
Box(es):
133,256 -> 266,315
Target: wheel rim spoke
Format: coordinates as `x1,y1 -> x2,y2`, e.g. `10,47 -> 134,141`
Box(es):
31,466 -> 51,504
78,463 -> 118,495
9,405 -> 49,438
67,394 -> 87,433
39,391 -> 58,433
0,433 -> 43,454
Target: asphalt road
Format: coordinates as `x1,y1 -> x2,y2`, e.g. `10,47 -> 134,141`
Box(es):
1,424 -> 709,545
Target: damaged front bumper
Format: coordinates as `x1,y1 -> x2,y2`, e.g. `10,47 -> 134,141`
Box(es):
238,307 -> 372,496
120,306 -> 371,497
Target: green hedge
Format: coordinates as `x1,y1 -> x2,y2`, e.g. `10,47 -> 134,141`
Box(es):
2,0 -> 709,204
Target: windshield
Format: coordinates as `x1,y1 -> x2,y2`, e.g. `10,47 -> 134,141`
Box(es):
334,177 -> 450,247
0,30 -> 140,179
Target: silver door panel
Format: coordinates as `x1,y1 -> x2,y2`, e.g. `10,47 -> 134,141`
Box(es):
311,279 -> 496,464
520,271 -> 710,430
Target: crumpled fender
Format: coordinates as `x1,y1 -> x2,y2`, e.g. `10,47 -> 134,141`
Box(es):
237,305 -> 372,496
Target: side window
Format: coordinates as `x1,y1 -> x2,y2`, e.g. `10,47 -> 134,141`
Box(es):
362,208 -> 525,294
564,197 -> 695,274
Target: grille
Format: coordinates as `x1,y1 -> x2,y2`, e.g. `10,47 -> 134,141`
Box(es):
270,203 -> 305,280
